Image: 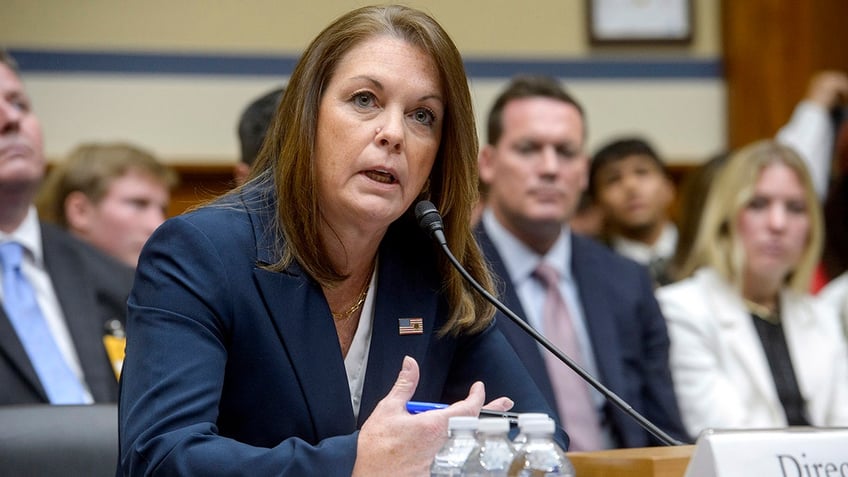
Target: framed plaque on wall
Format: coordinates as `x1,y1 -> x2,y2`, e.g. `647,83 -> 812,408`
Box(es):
587,0 -> 693,44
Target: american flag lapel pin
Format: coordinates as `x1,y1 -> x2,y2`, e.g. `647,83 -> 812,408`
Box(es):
398,317 -> 424,335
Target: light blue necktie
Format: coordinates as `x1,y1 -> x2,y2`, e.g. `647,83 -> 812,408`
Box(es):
0,241 -> 87,404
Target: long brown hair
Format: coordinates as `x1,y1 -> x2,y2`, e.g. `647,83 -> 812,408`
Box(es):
243,5 -> 494,335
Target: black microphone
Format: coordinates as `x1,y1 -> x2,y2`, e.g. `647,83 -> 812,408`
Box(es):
414,200 -> 684,447
414,200 -> 447,246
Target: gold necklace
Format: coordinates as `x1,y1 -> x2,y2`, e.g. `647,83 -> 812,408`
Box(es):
332,285 -> 369,321
331,261 -> 375,321
743,298 -> 780,325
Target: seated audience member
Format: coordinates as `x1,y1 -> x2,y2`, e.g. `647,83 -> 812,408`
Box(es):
118,6 -> 561,476
0,51 -> 134,405
670,70 -> 846,283
656,140 -> 848,440
476,75 -> 687,450
589,137 -> 676,286
235,87 -> 284,185
36,142 -> 176,268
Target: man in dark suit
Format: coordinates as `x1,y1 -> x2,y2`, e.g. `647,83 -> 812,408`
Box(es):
476,75 -> 687,449
0,51 -> 134,405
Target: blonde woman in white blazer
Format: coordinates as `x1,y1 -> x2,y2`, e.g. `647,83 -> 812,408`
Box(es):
656,140 -> 848,441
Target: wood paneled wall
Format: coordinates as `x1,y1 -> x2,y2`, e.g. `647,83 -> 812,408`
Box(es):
168,164 -> 236,217
723,0 -> 848,149
166,163 -> 700,221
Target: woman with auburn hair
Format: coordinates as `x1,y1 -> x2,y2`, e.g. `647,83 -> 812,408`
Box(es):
118,5 -> 558,476
656,139 -> 848,440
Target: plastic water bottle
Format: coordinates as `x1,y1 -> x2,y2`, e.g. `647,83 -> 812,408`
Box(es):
430,416 -> 479,476
511,413 -> 549,451
461,417 -> 516,477
507,417 -> 575,477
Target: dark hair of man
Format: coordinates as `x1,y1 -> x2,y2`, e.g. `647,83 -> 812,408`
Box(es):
237,87 -> 285,167
588,137 -> 667,197
485,75 -> 585,146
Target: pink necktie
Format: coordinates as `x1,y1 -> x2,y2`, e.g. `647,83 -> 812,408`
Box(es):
534,262 -> 602,451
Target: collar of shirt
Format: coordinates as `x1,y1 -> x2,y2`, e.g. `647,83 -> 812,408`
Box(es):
0,206 -> 45,267
482,208 -> 609,428
611,222 -> 678,266
481,208 -> 573,287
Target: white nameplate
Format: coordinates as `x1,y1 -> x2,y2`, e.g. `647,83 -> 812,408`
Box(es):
684,428 -> 848,477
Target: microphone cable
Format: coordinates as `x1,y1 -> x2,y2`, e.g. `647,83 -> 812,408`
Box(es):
414,200 -> 684,447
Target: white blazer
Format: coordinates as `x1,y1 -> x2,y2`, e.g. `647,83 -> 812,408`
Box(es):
818,271 -> 848,342
656,268 -> 848,440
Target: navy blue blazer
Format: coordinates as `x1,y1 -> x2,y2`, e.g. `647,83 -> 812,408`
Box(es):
0,223 -> 133,405
476,224 -> 688,448
119,187 -> 559,476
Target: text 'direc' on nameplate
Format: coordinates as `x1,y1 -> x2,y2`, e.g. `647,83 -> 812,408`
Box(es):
684,427 -> 848,477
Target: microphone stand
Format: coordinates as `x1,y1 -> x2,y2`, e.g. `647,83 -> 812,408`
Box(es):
415,201 -> 684,447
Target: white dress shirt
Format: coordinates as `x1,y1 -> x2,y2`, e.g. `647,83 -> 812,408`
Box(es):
0,206 -> 94,403
611,222 -> 678,266
482,208 -> 613,446
344,265 -> 377,420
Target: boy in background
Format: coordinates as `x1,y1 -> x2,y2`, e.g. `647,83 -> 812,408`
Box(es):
589,137 -> 676,286
36,142 -> 176,268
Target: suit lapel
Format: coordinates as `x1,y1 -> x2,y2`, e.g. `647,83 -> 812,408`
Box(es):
704,271 -> 779,406
0,307 -> 46,400
247,191 -> 356,438
42,226 -> 117,402
570,235 -> 623,390
253,266 -> 357,436
475,224 -> 557,408
357,250 -> 435,426
781,293 -> 830,423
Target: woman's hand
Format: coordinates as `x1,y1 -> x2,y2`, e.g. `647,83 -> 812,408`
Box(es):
352,356 -> 508,477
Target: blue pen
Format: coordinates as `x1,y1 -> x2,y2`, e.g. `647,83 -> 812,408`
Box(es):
406,401 -> 449,414
406,401 -> 520,424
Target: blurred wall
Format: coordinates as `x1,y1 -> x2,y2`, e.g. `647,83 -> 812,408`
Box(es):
1,0 -> 723,165
723,0 -> 848,148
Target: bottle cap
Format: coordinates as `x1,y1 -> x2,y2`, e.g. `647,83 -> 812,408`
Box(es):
520,417 -> 555,435
517,413 -> 548,428
447,416 -> 479,431
477,417 -> 510,434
